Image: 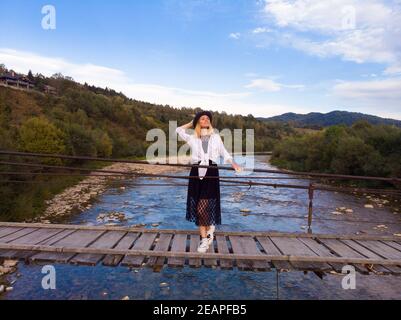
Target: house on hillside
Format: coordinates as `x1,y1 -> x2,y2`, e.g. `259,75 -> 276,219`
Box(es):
0,70 -> 35,89
44,84 -> 57,94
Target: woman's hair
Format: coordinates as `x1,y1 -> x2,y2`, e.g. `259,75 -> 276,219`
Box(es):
193,121 -> 214,138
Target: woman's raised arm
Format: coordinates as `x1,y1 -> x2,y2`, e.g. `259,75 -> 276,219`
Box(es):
175,120 -> 193,143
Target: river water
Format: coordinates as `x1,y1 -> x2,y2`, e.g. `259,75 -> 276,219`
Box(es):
2,155 -> 401,299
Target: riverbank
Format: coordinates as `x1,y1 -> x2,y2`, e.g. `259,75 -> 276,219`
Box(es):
0,259 -> 19,295
30,155 -> 191,223
267,155 -> 401,220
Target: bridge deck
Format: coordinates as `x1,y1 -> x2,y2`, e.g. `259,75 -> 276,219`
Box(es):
1,222 -> 401,275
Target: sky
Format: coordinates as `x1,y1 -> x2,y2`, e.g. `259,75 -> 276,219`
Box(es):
0,0 -> 401,119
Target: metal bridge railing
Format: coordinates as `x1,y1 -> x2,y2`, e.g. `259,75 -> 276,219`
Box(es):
1,149 -> 400,234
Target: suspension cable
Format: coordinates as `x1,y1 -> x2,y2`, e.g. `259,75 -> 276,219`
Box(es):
0,179 -> 252,188
1,150 -> 400,183
1,175 -> 401,196
0,171 -> 312,180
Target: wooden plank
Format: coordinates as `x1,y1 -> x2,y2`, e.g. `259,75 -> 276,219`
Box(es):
270,237 -> 331,271
103,232 -> 139,266
0,227 -> 24,239
0,228 -> 66,259
215,235 -> 233,269
342,239 -> 401,275
3,221 -> 401,241
26,229 -> 76,260
168,233 -> 187,267
255,236 -> 291,271
229,236 -> 251,270
378,243 -> 401,273
121,232 -> 157,267
188,234 -> 201,268
2,222 -> 400,275
0,228 -> 38,243
298,238 -> 345,272
383,241 -> 401,253
70,231 -> 126,265
30,230 -> 105,263
319,238 -> 370,274
7,228 -> 63,245
4,237 -> 401,267
147,233 -> 173,272
240,236 -> 270,271
203,236 -> 218,268
39,229 -> 77,245
355,240 -> 401,261
229,236 -> 269,271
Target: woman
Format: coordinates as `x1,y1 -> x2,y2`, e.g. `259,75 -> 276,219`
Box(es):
176,110 -> 242,253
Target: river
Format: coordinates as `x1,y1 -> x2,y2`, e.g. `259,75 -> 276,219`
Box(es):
2,155 -> 401,299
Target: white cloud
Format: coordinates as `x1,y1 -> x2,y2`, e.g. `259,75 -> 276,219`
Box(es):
0,47 -> 309,118
384,64 -> 401,75
229,32 -> 241,39
334,78 -> 401,99
332,77 -> 401,117
252,27 -> 272,34
4,47 -> 400,119
245,78 -> 304,92
0,48 -> 128,88
261,0 -> 401,74
264,0 -> 392,33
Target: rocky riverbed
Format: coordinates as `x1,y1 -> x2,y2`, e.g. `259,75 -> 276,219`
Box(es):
1,155 -> 191,297
28,155 -> 190,223
0,259 -> 19,296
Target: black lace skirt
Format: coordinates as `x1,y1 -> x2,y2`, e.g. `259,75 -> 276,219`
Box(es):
186,159 -> 221,226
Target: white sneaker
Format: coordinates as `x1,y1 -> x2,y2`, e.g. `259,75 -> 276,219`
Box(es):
197,238 -> 209,253
206,225 -> 215,246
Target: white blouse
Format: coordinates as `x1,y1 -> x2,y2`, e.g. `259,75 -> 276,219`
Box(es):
176,126 -> 233,179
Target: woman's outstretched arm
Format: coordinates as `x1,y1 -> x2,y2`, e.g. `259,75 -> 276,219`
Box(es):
218,135 -> 242,172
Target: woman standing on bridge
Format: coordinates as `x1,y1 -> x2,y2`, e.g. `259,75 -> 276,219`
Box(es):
176,111 -> 242,253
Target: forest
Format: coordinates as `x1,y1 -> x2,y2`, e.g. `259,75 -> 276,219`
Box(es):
1,65 -> 400,221
271,121 -> 401,178
0,67 -> 292,221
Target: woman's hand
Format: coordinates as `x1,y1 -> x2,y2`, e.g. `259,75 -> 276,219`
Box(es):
182,120 -> 194,129
232,161 -> 242,173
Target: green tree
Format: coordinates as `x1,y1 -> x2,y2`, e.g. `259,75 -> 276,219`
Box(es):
92,129 -> 113,157
330,136 -> 385,176
27,70 -> 34,81
18,117 -> 66,164
64,123 -> 97,157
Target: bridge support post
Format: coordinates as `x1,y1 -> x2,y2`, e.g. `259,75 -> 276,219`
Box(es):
307,183 -> 314,234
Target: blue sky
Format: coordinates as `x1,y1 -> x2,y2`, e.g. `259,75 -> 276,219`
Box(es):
1,0 -> 401,119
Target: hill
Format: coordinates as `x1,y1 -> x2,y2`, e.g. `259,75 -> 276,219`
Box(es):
0,67 -> 293,157
0,65 -> 293,221
258,111 -> 401,128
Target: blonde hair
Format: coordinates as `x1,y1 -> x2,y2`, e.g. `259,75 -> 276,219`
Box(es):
193,121 -> 214,138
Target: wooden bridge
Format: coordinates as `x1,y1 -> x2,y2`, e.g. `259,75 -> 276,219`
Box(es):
1,222 -> 401,276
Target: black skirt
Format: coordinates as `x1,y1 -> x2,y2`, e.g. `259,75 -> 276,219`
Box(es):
186,159 -> 221,226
